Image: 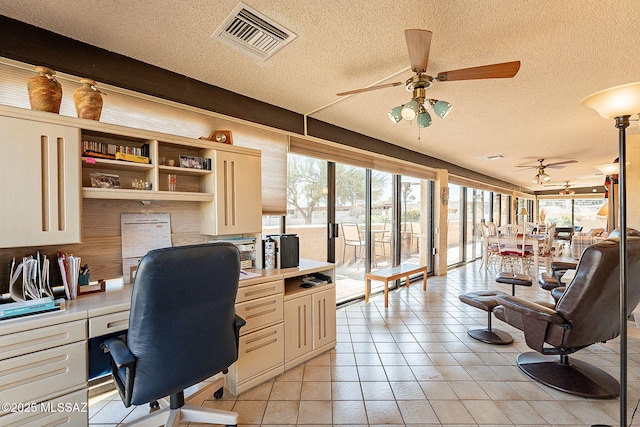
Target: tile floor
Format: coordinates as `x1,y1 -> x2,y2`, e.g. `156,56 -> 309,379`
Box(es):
89,260 -> 640,426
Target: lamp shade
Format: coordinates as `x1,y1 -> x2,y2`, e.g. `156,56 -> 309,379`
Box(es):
417,111 -> 432,128
432,100 -> 453,118
401,99 -> 420,121
597,202 -> 609,217
581,81 -> 640,119
520,207 -> 528,215
594,162 -> 620,176
388,106 -> 403,124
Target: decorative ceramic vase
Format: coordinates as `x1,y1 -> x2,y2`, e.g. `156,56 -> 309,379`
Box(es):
27,66 -> 62,113
73,78 -> 103,121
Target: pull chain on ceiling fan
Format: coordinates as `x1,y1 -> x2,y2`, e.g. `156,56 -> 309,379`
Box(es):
337,29 -> 521,129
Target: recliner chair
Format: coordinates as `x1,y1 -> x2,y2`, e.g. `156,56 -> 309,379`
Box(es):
494,236 -> 640,399
103,243 -> 246,426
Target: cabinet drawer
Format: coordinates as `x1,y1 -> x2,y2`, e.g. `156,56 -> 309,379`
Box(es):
0,320 -> 86,361
89,311 -> 129,338
236,324 -> 284,383
236,280 -> 283,303
0,388 -> 87,426
235,294 -> 283,335
0,341 -> 86,412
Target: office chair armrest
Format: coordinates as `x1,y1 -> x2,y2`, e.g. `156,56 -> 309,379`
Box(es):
103,337 -> 135,369
234,314 -> 246,349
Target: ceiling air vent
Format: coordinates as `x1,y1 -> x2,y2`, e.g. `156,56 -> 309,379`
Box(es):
212,2 -> 297,61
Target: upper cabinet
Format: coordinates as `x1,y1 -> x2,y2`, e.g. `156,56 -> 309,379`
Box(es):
0,105 -> 263,241
208,149 -> 262,235
0,116 -> 81,248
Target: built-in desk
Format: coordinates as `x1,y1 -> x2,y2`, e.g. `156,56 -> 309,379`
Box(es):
0,259 -> 335,424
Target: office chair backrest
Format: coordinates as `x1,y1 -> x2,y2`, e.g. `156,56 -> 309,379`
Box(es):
127,243 -> 240,405
555,236 -> 640,348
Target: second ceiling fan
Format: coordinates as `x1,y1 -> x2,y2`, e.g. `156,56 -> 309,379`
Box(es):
337,29 -> 521,128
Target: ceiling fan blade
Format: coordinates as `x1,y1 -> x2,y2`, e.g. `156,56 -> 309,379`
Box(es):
405,29 -> 432,73
436,61 -> 521,81
514,165 -> 539,170
337,81 -> 403,96
545,160 -> 577,168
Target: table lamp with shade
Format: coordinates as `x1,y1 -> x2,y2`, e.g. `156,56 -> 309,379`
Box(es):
582,81 -> 640,427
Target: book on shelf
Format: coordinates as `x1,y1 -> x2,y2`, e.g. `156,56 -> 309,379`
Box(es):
115,152 -> 150,164
82,140 -> 150,162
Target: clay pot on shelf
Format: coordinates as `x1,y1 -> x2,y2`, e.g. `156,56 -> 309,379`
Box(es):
73,78 -> 103,121
27,66 -> 62,113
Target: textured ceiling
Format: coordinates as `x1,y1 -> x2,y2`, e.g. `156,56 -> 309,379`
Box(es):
2,0 -> 640,191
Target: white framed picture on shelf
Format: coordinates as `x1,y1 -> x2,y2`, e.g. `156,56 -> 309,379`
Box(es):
179,155 -> 203,169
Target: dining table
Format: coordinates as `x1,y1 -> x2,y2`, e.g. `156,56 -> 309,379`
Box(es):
482,233 -> 547,272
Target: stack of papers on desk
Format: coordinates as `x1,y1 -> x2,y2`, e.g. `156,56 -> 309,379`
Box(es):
8,253 -> 55,302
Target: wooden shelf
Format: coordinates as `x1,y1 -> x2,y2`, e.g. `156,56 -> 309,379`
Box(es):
158,165 -> 212,176
82,188 -> 214,202
82,157 -> 153,172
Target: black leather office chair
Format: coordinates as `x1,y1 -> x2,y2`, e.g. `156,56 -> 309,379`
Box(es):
494,236 -> 640,399
103,243 -> 245,426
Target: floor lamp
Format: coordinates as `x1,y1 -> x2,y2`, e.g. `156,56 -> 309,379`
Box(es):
583,81 -> 640,427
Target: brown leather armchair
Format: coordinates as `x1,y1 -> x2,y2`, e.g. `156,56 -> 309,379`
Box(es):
494,236 -> 640,399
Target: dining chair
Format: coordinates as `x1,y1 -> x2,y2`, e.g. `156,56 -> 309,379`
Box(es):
341,222 -> 365,264
497,224 -> 533,274
480,222 -> 500,271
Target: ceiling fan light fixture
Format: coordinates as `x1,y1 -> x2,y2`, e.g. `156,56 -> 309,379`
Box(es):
388,106 -> 403,124
401,99 -> 420,121
417,111 -> 432,128
532,174 -> 541,184
543,173 -> 551,182
431,99 -> 453,118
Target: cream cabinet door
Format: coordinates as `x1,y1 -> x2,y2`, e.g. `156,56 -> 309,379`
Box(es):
0,116 -> 81,247
284,295 -> 313,363
214,150 -> 262,235
312,287 -> 337,349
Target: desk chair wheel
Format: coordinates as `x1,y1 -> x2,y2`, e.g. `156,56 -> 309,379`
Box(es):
149,400 -> 160,410
214,387 -> 224,399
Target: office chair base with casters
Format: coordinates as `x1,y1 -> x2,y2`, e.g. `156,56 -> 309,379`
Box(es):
121,401 -> 238,427
516,352 -> 619,399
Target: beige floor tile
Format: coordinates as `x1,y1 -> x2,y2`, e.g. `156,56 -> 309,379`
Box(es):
231,400 -> 268,425
297,400 -> 332,424
364,400 -> 403,424
332,381 -> 363,400
236,381 -> 274,400
419,380 -> 459,400
275,364 -> 304,381
495,400 -> 548,424
332,400 -> 368,424
303,365 -> 332,382
463,399 -> 511,424
361,381 -> 393,400
527,400 -> 584,424
429,399 -> 475,424
437,365 -> 474,381
332,365 -> 361,381
301,381 -> 331,400
396,399 -> 439,424
478,380 -> 522,400
563,400 -> 618,425
389,381 -> 426,400
449,380 -> 491,400
261,400 -> 299,424
357,365 -> 388,381
269,381 -> 302,400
